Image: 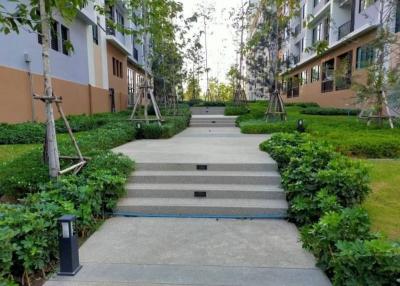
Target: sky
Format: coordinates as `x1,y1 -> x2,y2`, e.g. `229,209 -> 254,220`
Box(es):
179,0 -> 242,90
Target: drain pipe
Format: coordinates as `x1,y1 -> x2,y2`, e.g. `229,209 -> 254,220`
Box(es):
24,53 -> 36,122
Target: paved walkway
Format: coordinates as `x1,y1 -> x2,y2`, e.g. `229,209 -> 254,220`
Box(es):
45,127 -> 331,286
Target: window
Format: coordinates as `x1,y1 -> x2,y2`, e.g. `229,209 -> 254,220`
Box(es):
51,20 -> 59,51
92,24 -> 99,45
112,57 -> 123,78
324,17 -> 330,41
356,44 -> 375,69
302,4 -> 306,20
300,70 -> 307,85
312,23 -> 322,44
314,0 -> 320,7
322,59 -> 335,92
116,9 -> 124,34
336,51 -> 353,90
301,37 -> 305,52
359,0 -> 377,13
396,0 -> 400,33
61,25 -> 70,55
311,65 -> 320,82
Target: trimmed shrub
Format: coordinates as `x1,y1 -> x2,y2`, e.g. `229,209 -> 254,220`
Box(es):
260,132 -> 310,169
317,157 -> 371,206
0,123 -> 44,145
224,105 -> 249,116
333,239 -> 400,285
300,107 -> 360,116
55,114 -> 110,133
240,120 -> 297,134
285,102 -> 320,108
0,151 -> 134,283
300,208 -> 373,273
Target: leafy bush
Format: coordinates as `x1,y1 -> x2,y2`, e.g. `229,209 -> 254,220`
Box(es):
224,105 -> 249,116
240,120 -> 297,134
185,100 -> 226,107
260,132 -> 309,170
333,239 -> 400,285
300,208 -> 373,273
0,123 -> 44,145
0,152 -> 133,283
317,157 -> 371,206
55,114 -> 110,133
0,122 -> 136,197
300,107 -> 360,116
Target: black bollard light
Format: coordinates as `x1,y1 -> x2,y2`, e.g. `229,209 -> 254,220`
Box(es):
297,119 -> 306,133
58,215 -> 82,276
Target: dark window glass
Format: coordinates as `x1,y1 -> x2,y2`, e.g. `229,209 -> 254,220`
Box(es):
113,58 -> 116,75
356,44 -> 375,69
51,20 -> 59,51
396,1 -> 400,32
92,24 -> 99,45
311,65 -> 320,82
61,25 -> 69,55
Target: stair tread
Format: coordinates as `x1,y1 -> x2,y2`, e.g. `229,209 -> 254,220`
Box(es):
117,197 -> 288,208
132,171 -> 280,177
126,183 -> 283,191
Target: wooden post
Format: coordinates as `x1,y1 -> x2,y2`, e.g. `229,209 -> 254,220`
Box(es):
39,0 -> 60,178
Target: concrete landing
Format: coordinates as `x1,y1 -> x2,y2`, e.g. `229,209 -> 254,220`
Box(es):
46,218 -> 331,286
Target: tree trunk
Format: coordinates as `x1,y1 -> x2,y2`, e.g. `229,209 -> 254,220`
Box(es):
39,0 -> 60,178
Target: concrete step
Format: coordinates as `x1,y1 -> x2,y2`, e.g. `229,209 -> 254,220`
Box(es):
190,123 -> 236,127
129,171 -> 281,185
115,197 -> 288,218
126,183 -> 285,199
190,117 -> 236,122
135,162 -> 277,172
190,107 -> 226,115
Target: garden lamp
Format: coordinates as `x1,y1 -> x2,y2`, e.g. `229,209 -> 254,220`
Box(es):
58,215 -> 82,276
297,119 -> 305,133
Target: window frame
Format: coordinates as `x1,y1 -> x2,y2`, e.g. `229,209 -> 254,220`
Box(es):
61,24 -> 70,56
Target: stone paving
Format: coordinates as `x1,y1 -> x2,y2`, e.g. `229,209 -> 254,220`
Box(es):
45,124 -> 331,286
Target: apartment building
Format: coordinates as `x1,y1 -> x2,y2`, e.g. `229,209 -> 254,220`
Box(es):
0,0 -> 147,123
245,0 -> 271,100
256,0 -> 400,108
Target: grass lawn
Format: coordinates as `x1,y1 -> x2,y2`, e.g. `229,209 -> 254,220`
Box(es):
363,159 -> 400,241
239,102 -> 400,158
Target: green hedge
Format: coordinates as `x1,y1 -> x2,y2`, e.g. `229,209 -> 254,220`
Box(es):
0,121 -> 136,197
0,151 -> 133,284
0,123 -> 44,144
285,102 -> 320,108
240,120 -> 298,134
260,133 -> 400,284
0,111 -> 130,145
300,107 -> 360,116
224,105 -> 249,116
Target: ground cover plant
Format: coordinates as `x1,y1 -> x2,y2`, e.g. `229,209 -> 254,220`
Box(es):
260,132 -> 400,284
240,101 -> 400,158
0,106 -> 191,285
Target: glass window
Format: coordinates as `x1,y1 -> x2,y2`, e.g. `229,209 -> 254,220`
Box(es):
301,70 -> 307,85
92,24 -> 99,45
51,20 -> 59,51
311,65 -> 320,82
356,44 -> 375,69
61,25 -> 69,55
359,0 -> 377,13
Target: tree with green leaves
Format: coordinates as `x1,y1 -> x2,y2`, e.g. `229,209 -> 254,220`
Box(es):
247,0 -> 299,120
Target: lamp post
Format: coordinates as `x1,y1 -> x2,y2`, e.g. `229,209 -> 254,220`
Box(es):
58,215 -> 82,276
297,119 -> 305,133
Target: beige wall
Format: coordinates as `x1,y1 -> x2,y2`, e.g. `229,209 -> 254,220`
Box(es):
0,65 -> 110,123
283,30 -> 376,108
107,42 -> 128,112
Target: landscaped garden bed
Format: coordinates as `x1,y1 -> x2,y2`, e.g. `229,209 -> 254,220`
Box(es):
0,105 -> 191,285
239,101 -> 400,158
260,132 -> 400,284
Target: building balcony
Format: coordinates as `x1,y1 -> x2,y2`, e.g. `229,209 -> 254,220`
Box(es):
338,20 -> 353,40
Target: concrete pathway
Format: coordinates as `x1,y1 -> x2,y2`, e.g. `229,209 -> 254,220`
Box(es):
46,123 -> 331,286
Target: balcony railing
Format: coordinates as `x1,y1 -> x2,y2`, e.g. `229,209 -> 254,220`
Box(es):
338,20 -> 352,40
293,55 -> 300,65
